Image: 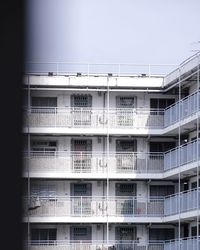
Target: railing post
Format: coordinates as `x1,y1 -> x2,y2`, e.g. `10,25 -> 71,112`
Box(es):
54,107 -> 56,127
81,196 -> 83,217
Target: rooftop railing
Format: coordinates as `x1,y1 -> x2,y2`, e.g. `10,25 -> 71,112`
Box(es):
23,151 -> 164,174
25,62 -> 176,77
23,196 -> 164,218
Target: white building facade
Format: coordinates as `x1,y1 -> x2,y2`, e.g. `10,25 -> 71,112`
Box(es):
22,53 -> 200,250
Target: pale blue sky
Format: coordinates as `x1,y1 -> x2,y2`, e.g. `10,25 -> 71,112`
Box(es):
26,0 -> 200,65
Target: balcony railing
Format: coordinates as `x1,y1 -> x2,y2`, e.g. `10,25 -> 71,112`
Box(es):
165,236 -> 200,250
24,237 -> 200,250
164,188 -> 200,216
23,151 -> 164,174
23,107 -> 164,129
23,196 -> 164,218
164,139 -> 200,171
164,90 -> 200,127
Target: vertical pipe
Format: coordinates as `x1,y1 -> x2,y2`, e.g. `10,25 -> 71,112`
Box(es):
196,54 -> 200,249
178,67 -> 181,250
106,76 -> 110,249
27,75 -> 31,249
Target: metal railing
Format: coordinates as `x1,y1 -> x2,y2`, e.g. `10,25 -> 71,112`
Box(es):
165,236 -> 200,250
164,90 -> 200,127
23,151 -> 164,174
23,107 -> 164,129
164,51 -> 200,86
25,62 -> 176,77
24,237 -> 200,250
24,240 -> 165,250
23,196 -> 164,218
164,188 -> 200,216
164,139 -> 200,171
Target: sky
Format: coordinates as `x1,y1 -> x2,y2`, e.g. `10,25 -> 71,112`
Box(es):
25,0 -> 200,66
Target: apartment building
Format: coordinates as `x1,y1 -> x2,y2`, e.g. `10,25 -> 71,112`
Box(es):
22,53 -> 200,250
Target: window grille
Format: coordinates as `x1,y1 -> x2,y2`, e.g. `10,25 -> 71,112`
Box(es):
71,94 -> 92,107
70,226 -> 92,241
116,140 -> 136,152
116,96 -> 135,108
71,183 -> 92,196
116,183 -> 136,196
71,139 -> 92,152
115,227 -> 136,241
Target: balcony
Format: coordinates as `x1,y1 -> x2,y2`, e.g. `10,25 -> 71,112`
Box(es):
164,139 -> 200,171
164,90 -> 200,128
23,151 -> 164,176
23,196 -> 164,218
24,237 -> 200,250
23,107 -> 164,131
164,188 -> 200,216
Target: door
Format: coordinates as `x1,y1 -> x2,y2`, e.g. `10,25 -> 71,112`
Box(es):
71,94 -> 92,127
115,183 -> 136,216
149,185 -> 174,216
116,140 -> 136,172
115,227 -> 136,250
116,96 -> 135,127
71,183 -> 92,216
71,139 -> 92,172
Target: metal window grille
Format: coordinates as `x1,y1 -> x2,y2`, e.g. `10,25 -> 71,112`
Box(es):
70,226 -> 92,241
116,96 -> 135,108
116,183 -> 137,196
115,227 -> 136,241
71,94 -> 92,107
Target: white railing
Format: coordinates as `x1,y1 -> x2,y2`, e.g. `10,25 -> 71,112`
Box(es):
23,196 -> 164,218
164,90 -> 200,127
165,236 -> 200,250
25,62 -> 176,77
23,107 -> 164,129
23,151 -> 164,174
24,240 -> 165,250
164,188 -> 200,216
164,139 -> 200,171
164,51 -> 200,86
24,237 -> 200,250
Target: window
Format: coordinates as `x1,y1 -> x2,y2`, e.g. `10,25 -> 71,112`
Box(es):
70,226 -> 92,241
31,228 -> 57,244
31,141 -> 57,155
150,141 -> 176,153
115,227 -> 136,241
116,183 -> 136,196
116,140 -> 136,152
116,96 -> 135,108
71,139 -> 92,152
191,226 -> 200,236
149,228 -> 174,241
71,183 -> 92,196
31,97 -> 57,113
71,94 -> 92,107
150,98 -> 175,114
150,185 -> 174,197
31,97 -> 57,107
31,184 -> 57,198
